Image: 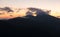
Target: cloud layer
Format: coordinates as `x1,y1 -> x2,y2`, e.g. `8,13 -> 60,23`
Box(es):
0,7 -> 59,20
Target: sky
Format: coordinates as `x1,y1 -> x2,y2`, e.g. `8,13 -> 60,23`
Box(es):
0,0 -> 60,12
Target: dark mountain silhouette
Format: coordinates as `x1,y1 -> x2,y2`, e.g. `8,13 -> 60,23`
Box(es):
0,7 -> 60,37
0,7 -> 14,12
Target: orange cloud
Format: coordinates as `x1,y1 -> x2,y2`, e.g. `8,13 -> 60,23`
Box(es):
0,8 -> 29,19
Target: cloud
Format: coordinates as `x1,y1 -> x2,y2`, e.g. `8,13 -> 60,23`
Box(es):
0,7 -> 52,20
0,7 -> 14,13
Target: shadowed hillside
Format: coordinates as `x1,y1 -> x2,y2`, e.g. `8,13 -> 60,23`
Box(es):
0,8 -> 60,37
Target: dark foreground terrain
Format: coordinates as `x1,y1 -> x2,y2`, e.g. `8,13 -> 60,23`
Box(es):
0,8 -> 60,37
0,14 -> 60,37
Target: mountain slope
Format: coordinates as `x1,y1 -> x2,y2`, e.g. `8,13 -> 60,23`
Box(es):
0,7 -> 60,37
